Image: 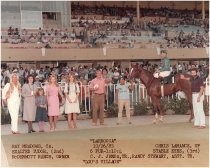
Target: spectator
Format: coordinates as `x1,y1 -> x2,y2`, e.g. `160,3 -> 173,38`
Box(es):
64,74 -> 80,129
2,73 -> 21,134
46,75 -> 63,131
90,70 -> 106,126
35,88 -> 48,132
22,74 -> 38,133
34,76 -> 42,88
116,76 -> 134,125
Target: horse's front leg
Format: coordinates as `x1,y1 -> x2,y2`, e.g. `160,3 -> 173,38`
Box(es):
183,90 -> 194,122
188,104 -> 194,122
188,98 -> 194,123
151,96 -> 159,124
157,97 -> 164,123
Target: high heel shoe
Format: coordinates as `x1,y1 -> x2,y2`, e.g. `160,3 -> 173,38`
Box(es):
12,131 -> 21,134
28,129 -> 36,133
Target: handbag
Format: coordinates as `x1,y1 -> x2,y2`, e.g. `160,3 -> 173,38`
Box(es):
58,92 -> 66,106
5,90 -> 11,99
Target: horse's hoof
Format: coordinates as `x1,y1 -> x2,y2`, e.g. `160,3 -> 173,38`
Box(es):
188,118 -> 193,123
159,120 -> 164,123
188,116 -> 194,123
153,119 -> 158,124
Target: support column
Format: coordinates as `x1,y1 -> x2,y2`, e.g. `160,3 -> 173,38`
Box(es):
202,1 -> 205,20
137,1 -> 140,24
194,1 -> 197,10
70,1 -> 71,30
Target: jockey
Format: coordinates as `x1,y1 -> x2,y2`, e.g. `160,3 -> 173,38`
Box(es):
154,50 -> 171,80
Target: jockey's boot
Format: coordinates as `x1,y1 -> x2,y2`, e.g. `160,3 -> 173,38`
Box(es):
160,77 -> 165,84
162,77 -> 168,84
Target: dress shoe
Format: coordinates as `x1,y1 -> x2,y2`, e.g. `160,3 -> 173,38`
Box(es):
92,123 -> 97,126
198,126 -> 206,129
12,131 -> 21,134
100,123 -> 107,126
28,129 -> 36,133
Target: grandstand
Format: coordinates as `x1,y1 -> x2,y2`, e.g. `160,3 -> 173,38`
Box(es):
1,1 -> 209,67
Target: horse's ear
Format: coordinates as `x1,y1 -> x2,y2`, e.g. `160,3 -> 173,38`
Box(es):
131,62 -> 138,68
131,63 -> 135,68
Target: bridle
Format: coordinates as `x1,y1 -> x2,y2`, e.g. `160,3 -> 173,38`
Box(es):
131,67 -> 155,89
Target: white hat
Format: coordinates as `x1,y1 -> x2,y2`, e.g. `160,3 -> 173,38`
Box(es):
13,69 -> 18,73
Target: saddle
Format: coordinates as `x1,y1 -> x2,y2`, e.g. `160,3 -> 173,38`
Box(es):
159,74 -> 174,84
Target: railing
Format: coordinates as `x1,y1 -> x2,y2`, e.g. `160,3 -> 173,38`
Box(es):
40,82 -> 149,114
2,81 -> 209,116
57,82 -> 210,114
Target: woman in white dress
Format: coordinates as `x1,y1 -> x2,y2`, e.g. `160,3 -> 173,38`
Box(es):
2,73 -> 21,134
64,73 -> 80,129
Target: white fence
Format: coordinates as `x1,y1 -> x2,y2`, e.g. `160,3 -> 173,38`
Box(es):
48,82 -> 151,114
2,80 -> 209,115
56,81 -> 209,114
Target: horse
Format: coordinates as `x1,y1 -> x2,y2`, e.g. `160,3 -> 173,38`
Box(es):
130,63 -> 193,123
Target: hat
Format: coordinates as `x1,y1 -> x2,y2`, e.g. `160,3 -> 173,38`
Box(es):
35,76 -> 39,78
13,69 -> 18,73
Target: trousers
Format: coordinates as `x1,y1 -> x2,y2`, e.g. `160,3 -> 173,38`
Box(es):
8,97 -> 20,132
192,93 -> 205,126
92,94 -> 105,124
118,99 -> 131,123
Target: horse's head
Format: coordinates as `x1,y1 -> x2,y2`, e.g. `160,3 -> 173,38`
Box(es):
130,63 -> 141,80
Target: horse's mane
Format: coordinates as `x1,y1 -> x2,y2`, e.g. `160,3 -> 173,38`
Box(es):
139,67 -> 154,78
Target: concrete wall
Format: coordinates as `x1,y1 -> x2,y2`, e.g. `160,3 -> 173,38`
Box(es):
2,47 -> 208,62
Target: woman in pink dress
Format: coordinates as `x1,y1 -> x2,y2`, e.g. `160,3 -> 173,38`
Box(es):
46,75 -> 63,131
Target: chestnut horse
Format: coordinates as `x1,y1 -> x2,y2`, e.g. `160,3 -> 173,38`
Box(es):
130,63 -> 193,123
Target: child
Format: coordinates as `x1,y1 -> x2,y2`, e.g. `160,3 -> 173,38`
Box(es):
35,88 -> 48,132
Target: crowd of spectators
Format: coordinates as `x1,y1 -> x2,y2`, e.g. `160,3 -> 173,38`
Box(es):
1,5 -> 209,49
1,61 -> 209,112
2,23 -> 208,49
2,26 -> 86,46
1,61 -> 209,89
71,3 -> 209,20
166,29 -> 209,48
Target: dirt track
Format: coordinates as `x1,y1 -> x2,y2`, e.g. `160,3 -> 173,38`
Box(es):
1,122 -> 209,167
